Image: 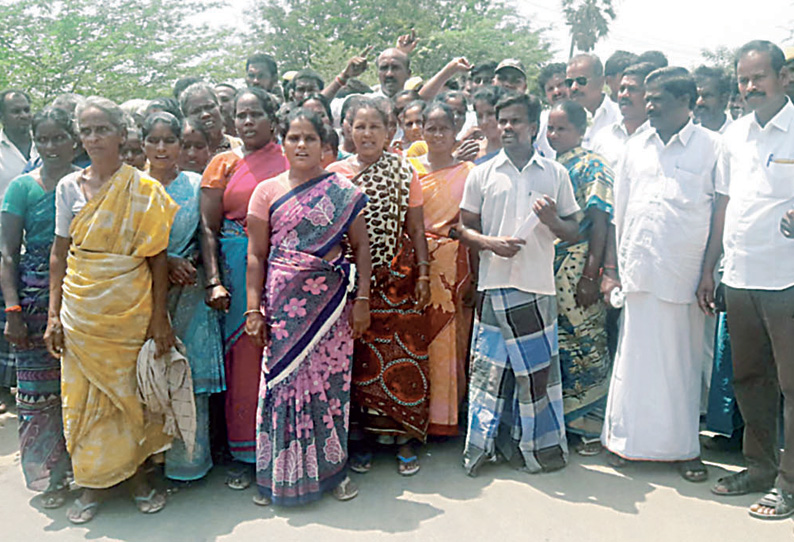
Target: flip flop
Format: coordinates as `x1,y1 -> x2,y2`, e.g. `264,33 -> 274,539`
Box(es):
42,490 -> 66,509
678,458 -> 708,483
252,493 -> 272,507
66,498 -> 99,524
134,489 -> 166,514
606,451 -> 628,468
711,470 -> 774,496
349,452 -> 372,474
576,438 -> 603,457
332,476 -> 359,501
225,467 -> 252,490
397,454 -> 420,476
749,489 -> 794,520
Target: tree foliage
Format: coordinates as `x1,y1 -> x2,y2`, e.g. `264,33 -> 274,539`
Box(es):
562,0 -> 616,57
0,0 -> 234,105
247,0 -> 550,85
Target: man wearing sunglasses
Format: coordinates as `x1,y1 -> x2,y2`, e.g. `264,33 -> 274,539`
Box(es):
566,54 -> 621,149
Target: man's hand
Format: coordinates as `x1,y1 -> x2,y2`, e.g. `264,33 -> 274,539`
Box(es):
396,30 -> 419,55
342,45 -> 374,80
533,195 -> 559,227
454,139 -> 480,162
696,272 -> 716,316
486,237 -> 525,258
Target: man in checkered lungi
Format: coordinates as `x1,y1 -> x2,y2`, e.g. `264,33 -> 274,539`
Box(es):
457,92 -> 581,475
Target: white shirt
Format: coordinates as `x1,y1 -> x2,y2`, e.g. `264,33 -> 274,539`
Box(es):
718,115 -> 733,134
722,99 -> 794,290
460,150 -> 580,295
534,109 -> 556,160
583,95 -> 622,150
614,121 -> 727,304
591,120 -> 651,170
54,170 -> 88,238
0,129 -> 37,201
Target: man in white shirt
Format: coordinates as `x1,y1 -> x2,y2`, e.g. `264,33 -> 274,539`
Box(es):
711,40 -> 794,520
566,54 -> 621,150
591,62 -> 655,168
599,67 -> 728,480
457,93 -> 580,476
694,66 -> 733,134
0,90 -> 35,199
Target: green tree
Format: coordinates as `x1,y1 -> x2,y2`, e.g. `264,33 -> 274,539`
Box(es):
562,0 -> 616,58
0,0 -> 235,105
700,46 -> 738,74
247,0 -> 550,86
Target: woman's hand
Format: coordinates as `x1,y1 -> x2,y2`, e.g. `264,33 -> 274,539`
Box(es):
5,312 -> 30,349
147,312 -> 176,357
415,279 -> 431,311
245,311 -> 267,348
205,284 -> 231,312
167,256 -> 197,286
43,316 -> 64,358
453,139 -> 480,162
350,299 -> 371,339
600,270 -> 621,307
575,275 -> 601,309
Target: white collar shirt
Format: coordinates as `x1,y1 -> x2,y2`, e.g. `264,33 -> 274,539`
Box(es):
718,115 -> 733,134
534,109 -> 556,160
614,121 -> 728,304
460,149 -> 580,295
722,99 -> 794,290
0,129 -> 37,200
591,119 -> 651,169
583,95 -> 622,150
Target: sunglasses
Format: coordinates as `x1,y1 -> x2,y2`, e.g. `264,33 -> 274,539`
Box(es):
564,76 -> 589,88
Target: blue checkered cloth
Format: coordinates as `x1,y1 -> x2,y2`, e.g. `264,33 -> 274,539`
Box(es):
463,288 -> 568,474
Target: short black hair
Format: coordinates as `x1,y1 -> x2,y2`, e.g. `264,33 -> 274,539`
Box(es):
471,61 -> 497,79
735,40 -> 786,74
551,100 -> 588,134
215,82 -> 238,94
622,62 -> 657,86
495,92 -> 541,125
298,93 -> 333,124
0,89 -> 31,117
637,50 -> 668,70
472,85 -> 505,107
605,50 -> 639,77
293,69 -> 325,91
246,53 -> 278,79
436,90 -> 468,109
693,65 -> 732,96
537,62 -> 567,91
645,66 -> 697,110
173,76 -> 202,99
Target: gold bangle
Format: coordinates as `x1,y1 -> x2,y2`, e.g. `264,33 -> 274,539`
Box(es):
244,309 -> 263,318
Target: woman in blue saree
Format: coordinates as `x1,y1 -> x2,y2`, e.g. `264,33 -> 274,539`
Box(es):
246,109 -> 371,506
0,107 -> 78,508
140,112 -> 225,481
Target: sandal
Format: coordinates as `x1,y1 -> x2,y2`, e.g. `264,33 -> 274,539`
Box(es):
252,493 -> 272,507
711,470 -> 774,496
606,451 -> 628,468
42,490 -> 67,509
397,454 -> 420,476
225,467 -> 252,490
332,476 -> 359,501
349,452 -> 372,474
134,488 -> 166,514
678,458 -> 708,483
66,497 -> 99,524
749,489 -> 794,520
576,437 -> 603,457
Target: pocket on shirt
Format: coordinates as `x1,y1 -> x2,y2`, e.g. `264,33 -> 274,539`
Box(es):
665,168 -> 710,206
761,161 -> 794,199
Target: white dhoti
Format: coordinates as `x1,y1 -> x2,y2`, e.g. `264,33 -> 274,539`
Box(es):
601,291 -> 705,461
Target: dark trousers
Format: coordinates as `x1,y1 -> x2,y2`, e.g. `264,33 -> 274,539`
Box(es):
726,286 -> 794,492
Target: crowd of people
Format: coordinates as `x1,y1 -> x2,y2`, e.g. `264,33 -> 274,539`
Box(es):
0,30 -> 793,525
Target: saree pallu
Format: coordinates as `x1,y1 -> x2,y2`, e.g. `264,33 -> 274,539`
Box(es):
61,165 -> 177,488
352,236 -> 431,441
554,241 -> 610,438
256,172 -> 365,506
219,219 -> 259,463
412,161 -> 474,436
15,191 -> 69,491
463,289 -> 568,475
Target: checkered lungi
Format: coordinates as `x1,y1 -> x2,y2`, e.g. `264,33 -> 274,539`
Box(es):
463,288 -> 568,474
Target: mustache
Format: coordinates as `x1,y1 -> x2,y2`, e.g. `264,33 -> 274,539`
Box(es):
746,90 -> 765,99
619,99 -> 634,107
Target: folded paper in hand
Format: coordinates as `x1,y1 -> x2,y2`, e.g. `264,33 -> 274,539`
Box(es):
514,212 -> 540,240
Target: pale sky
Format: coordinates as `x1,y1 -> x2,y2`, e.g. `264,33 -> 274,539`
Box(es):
521,0 -> 793,68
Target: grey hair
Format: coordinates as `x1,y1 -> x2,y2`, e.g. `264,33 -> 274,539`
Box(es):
75,96 -> 127,132
179,82 -> 218,115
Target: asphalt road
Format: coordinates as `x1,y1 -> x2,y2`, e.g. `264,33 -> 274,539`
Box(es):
0,407 -> 790,542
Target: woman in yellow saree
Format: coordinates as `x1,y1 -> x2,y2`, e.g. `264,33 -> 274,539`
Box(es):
44,97 -> 178,524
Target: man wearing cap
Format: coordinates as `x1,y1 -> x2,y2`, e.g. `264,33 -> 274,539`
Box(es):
493,59 -> 528,94
566,53 -> 621,149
